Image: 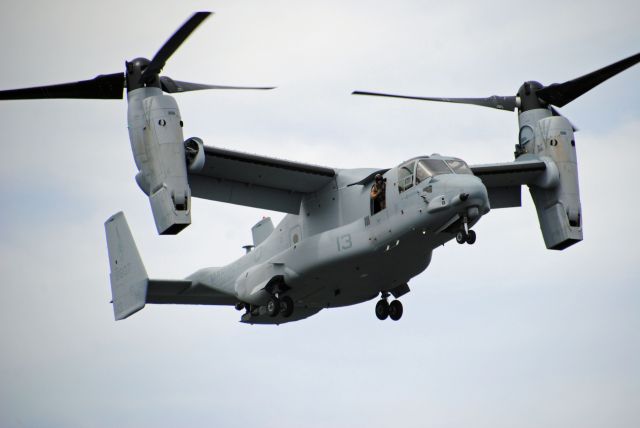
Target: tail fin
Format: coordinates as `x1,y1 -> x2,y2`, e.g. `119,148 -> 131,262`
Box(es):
105,212 -> 148,320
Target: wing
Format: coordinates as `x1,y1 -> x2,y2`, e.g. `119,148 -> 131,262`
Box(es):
146,280 -> 237,305
470,159 -> 547,208
188,145 -> 336,213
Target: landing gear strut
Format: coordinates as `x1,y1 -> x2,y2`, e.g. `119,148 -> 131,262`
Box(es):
375,292 -> 403,321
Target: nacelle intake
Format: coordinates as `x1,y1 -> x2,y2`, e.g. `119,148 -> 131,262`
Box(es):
184,137 -> 205,172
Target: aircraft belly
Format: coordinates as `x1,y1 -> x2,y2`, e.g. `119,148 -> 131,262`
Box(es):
229,196 -> 480,315
240,306 -> 322,325
281,223 -> 435,309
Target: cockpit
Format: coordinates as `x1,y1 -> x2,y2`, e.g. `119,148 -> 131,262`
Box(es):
398,157 -> 472,192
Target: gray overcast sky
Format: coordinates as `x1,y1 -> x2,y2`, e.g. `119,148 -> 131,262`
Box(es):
1,1 -> 639,427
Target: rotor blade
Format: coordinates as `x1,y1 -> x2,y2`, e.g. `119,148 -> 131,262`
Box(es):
140,12 -> 212,84
537,52 -> 640,107
352,90 -> 517,111
160,76 -> 275,93
0,73 -> 124,100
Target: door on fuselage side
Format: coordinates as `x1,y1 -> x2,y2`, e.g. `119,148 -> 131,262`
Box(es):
370,173 -> 388,216
367,170 -> 394,246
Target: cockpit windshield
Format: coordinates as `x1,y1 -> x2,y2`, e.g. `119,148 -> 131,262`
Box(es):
415,159 -> 452,184
445,159 -> 472,175
397,157 -> 474,193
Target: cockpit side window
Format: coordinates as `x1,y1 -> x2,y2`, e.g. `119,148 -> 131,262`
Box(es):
398,161 -> 416,192
415,159 -> 452,184
446,159 -> 472,175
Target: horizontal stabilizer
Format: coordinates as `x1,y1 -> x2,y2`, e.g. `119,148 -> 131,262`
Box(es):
145,279 -> 235,305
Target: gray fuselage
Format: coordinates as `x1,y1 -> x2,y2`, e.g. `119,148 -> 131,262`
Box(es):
187,157 -> 490,323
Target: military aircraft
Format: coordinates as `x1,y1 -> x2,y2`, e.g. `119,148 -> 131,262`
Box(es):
1,12 -> 638,325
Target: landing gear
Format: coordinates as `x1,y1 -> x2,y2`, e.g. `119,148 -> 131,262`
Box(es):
388,300 -> 403,321
264,295 -> 294,318
456,215 -> 477,245
375,294 -> 403,321
266,296 -> 280,317
279,295 -> 294,318
457,229 -> 477,244
466,229 -> 476,244
375,299 -> 389,320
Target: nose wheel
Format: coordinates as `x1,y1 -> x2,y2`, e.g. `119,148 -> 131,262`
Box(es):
456,215 -> 477,244
456,229 -> 476,244
375,294 -> 403,321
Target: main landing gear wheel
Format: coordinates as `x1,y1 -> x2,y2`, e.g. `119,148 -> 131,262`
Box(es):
456,231 -> 466,244
388,300 -> 403,321
279,295 -> 294,318
266,296 -> 280,317
375,299 -> 389,320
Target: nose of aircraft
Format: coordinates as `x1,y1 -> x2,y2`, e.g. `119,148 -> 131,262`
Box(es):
424,174 -> 490,215
453,174 -> 490,213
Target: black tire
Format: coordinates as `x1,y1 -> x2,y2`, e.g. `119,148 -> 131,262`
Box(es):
266,296 -> 280,317
389,300 -> 403,321
456,231 -> 466,244
466,230 -> 476,245
279,295 -> 294,318
375,299 -> 389,320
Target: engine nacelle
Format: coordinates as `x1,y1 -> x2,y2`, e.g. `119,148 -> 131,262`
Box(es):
518,110 -> 583,250
127,88 -> 192,235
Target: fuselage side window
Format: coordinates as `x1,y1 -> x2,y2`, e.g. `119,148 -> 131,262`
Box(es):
398,161 -> 416,192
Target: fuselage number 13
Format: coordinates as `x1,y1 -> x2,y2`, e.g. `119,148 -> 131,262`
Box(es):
337,234 -> 352,251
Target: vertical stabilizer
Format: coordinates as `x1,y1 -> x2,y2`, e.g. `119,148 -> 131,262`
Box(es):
251,217 -> 274,247
105,212 -> 149,320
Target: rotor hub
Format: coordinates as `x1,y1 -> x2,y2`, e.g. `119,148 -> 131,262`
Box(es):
126,57 -> 160,91
516,81 -> 546,112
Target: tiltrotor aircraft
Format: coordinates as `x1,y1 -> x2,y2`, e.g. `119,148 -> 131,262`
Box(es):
2,13 -> 638,325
